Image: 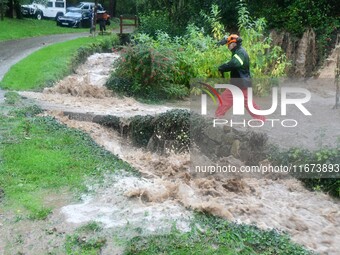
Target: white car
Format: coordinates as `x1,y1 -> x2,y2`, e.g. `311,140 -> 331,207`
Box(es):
21,0 -> 66,20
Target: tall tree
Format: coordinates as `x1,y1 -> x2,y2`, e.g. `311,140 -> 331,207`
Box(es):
0,0 -> 6,20
108,0 -> 116,17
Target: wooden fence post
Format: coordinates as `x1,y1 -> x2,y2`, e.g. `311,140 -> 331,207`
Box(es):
334,34 -> 340,109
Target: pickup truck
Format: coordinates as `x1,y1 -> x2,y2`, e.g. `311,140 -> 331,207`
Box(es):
21,0 -> 66,20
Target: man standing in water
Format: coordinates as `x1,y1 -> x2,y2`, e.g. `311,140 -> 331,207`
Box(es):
216,34 -> 266,121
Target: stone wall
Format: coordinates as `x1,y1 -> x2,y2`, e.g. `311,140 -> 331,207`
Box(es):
88,111 -> 269,165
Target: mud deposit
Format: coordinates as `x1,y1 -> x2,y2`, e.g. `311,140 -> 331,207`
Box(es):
3,52 -> 339,255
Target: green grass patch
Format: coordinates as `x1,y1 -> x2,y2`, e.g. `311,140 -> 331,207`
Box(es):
0,18 -> 89,41
0,35 -> 119,91
65,221 -> 106,254
0,102 -> 134,219
124,213 -> 315,255
0,17 -> 119,42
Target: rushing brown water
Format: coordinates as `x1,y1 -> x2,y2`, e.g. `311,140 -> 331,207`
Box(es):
12,52 -> 340,255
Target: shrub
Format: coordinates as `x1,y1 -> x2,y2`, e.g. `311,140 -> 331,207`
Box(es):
237,0 -> 289,95
108,3 -> 289,100
4,91 -> 21,105
138,11 -> 180,37
269,146 -> 340,197
108,42 -> 189,100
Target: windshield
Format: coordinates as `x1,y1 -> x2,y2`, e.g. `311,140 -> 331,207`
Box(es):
75,3 -> 85,8
65,12 -> 81,17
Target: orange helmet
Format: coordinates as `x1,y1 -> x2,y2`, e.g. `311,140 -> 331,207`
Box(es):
227,34 -> 239,45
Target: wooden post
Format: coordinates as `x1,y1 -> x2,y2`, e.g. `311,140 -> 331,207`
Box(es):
334,44 -> 340,109
134,15 -> 137,27
333,34 -> 340,109
120,15 -> 123,35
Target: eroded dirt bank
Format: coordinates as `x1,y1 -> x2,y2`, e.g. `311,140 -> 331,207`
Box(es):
4,52 -> 339,255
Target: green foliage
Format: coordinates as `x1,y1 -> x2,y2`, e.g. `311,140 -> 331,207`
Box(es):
152,109 -> 190,152
4,91 -> 20,105
124,213 -> 314,255
110,3 -> 289,99
269,146 -> 340,197
10,104 -> 43,117
135,0 -> 240,34
237,0 -> 289,95
65,234 -> 106,255
108,40 -> 189,100
129,115 -> 155,147
138,10 -> 180,37
200,4 -> 224,40
128,109 -> 190,152
65,221 -> 106,254
247,0 -> 340,60
77,221 -> 104,233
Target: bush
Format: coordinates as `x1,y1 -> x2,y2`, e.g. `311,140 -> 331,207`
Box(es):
107,42 -> 189,100
108,3 -> 289,100
270,146 -> 340,197
4,91 -> 21,105
237,1 -> 289,95
138,11 -> 181,37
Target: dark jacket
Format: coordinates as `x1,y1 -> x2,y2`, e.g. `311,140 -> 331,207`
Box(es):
218,45 -> 252,88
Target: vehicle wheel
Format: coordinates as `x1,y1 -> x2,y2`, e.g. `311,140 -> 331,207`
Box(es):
36,11 -> 43,20
55,12 -> 63,21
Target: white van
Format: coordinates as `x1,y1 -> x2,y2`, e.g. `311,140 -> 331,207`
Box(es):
21,0 -> 66,20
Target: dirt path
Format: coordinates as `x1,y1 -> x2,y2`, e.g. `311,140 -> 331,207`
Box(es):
2,52 -> 339,254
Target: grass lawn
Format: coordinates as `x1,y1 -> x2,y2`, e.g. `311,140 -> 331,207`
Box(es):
0,94 -> 134,220
0,18 -> 88,41
0,17 -> 119,41
0,35 -> 119,90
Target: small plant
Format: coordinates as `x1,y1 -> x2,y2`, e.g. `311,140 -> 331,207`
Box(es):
65,234 -> 107,255
237,0 -> 289,95
269,145 -> 340,197
77,221 -> 103,233
4,91 -> 20,105
200,4 -> 224,40
65,222 -> 106,254
9,104 -> 43,117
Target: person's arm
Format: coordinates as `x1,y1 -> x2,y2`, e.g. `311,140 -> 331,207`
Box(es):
218,54 -> 244,73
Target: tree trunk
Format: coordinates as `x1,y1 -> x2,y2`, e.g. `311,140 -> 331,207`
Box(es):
0,0 -> 4,21
109,0 -> 116,17
334,39 -> 340,109
14,0 -> 22,19
7,0 -> 13,18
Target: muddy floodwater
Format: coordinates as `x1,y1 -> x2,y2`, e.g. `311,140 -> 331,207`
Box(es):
1,52 -> 339,255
